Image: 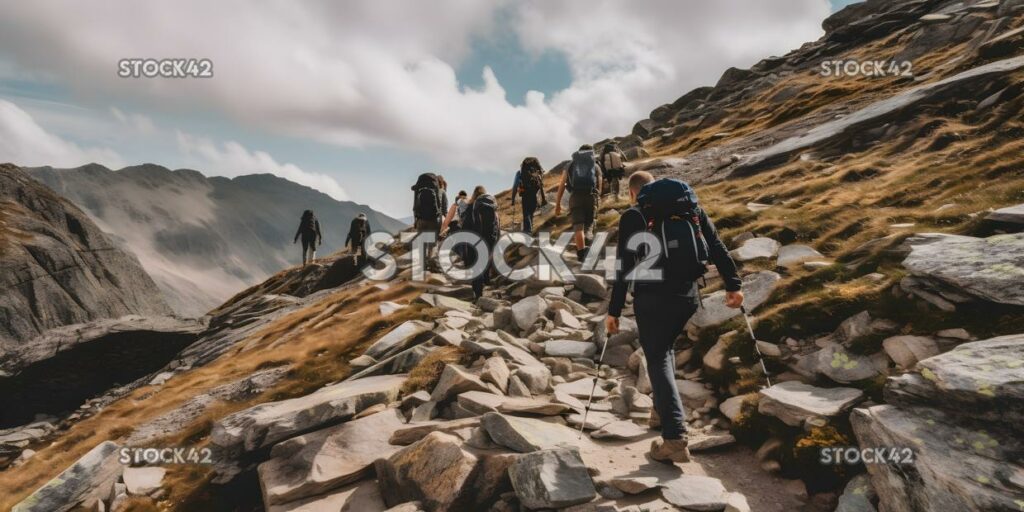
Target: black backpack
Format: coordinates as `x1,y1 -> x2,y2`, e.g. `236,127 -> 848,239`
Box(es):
412,173 -> 442,221
635,179 -> 710,291
522,167 -> 544,195
350,217 -> 368,238
567,150 -> 598,192
463,195 -> 500,244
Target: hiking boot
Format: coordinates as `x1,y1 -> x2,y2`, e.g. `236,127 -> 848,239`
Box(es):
576,246 -> 589,261
650,437 -> 690,464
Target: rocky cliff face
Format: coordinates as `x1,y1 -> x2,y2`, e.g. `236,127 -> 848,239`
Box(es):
3,1 -> 1024,511
0,164 -> 172,351
29,164 -> 406,317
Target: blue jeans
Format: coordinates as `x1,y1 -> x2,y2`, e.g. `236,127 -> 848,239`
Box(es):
521,193 -> 538,233
634,293 -> 698,440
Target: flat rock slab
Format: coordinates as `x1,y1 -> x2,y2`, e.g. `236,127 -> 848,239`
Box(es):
885,334 -> 1024,426
660,475 -> 729,511
497,397 -> 571,416
689,432 -> 737,452
258,409 -> 406,506
13,441 -> 123,512
591,420 -> 648,440
389,417 -> 480,446
985,203 -> 1024,226
690,271 -> 780,328
430,364 -> 489,402
267,479 -> 387,512
903,232 -> 1024,306
776,244 -> 825,267
508,448 -> 597,509
481,412 -> 581,453
213,374 -> 405,452
122,466 -> 165,496
817,344 -> 884,384
555,378 -> 610,399
608,476 -> 663,495
566,411 -> 618,431
363,321 -> 433,359
544,340 -> 597,358
730,238 -> 780,261
758,381 -> 864,427
374,432 -> 478,512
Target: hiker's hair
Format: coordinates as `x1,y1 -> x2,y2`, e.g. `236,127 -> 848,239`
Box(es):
579,144 -> 593,151
437,175 -> 448,190
457,190 -> 467,198
469,185 -> 487,203
628,171 -> 655,193
521,157 -> 541,173
301,209 -> 314,220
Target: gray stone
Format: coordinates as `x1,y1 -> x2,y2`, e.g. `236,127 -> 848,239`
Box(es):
986,203 -> 1024,225
507,375 -> 532,397
508,448 -> 596,509
388,418 -> 480,446
511,296 -> 547,331
480,356 -> 510,393
212,374 -> 405,452
660,475 -> 729,511
574,273 -> 608,297
258,409 -> 406,505
591,420 -> 648,440
122,466 -> 165,496
553,309 -> 582,330
719,395 -> 750,422
758,381 -> 864,427
776,245 -> 825,267
515,365 -> 551,394
374,432 -> 478,512
457,391 -> 505,415
902,233 -> 1024,306
545,340 -> 597,358
363,321 -> 433,360
818,344 -> 884,384
882,335 -> 939,368
430,364 -> 489,402
730,237 -> 780,261
498,397 -> 570,416
689,432 -> 737,452
690,271 -> 780,328
555,378 -> 609,399
480,412 -> 580,452
12,441 -> 123,512
834,474 -> 876,512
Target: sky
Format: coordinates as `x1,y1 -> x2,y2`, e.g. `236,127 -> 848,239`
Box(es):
0,1 -> 856,218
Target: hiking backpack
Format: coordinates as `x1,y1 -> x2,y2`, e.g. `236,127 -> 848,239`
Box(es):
635,178 -> 710,291
567,150 -> 598,192
603,151 -> 624,178
350,217 -> 368,239
299,214 -> 318,236
412,173 -> 442,221
521,167 -> 544,196
463,195 -> 500,245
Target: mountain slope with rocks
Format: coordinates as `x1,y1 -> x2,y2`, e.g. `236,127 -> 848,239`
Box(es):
29,164 -> 407,317
3,0 -> 1024,511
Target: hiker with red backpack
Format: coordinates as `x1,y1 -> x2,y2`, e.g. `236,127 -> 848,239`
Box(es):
460,186 -> 500,299
411,173 -> 445,236
293,209 -> 323,266
510,157 -> 547,233
555,144 -> 603,259
604,171 -> 744,464
599,143 -> 627,202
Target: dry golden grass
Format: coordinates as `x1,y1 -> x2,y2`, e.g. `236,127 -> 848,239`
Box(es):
401,345 -> 471,395
0,279 -> 429,510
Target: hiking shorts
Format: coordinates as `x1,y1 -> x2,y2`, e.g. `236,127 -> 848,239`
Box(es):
569,190 -> 598,231
414,218 -> 440,236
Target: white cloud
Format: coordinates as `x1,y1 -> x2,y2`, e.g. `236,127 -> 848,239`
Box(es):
0,99 -> 124,168
110,106 -> 156,134
176,131 -> 348,201
0,1 -> 830,174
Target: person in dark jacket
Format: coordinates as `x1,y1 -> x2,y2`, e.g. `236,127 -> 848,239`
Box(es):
605,171 -> 744,464
293,209 -> 323,265
345,213 -> 371,260
511,157 -> 547,233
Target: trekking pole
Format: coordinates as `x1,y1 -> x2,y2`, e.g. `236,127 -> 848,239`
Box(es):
578,323 -> 610,440
740,306 -> 773,388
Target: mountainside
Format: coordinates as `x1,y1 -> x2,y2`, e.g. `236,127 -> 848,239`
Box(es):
29,164 -> 407,317
0,163 -> 172,349
3,1 -> 1024,511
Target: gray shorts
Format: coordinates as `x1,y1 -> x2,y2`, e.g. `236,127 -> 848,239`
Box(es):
569,190 -> 598,231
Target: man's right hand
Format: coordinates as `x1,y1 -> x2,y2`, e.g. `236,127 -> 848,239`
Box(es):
604,315 -> 619,335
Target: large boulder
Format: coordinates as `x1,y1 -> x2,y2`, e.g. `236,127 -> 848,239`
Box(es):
430,364 -> 489,402
730,237 -> 781,262
258,409 -> 406,506
902,233 -> 1024,306
373,432 -> 478,512
363,321 -> 433,360
758,381 -> 864,427
480,412 -> 580,452
508,448 -> 596,509
12,441 -> 123,512
511,296 -> 547,331
212,374 -> 406,452
690,271 -> 780,328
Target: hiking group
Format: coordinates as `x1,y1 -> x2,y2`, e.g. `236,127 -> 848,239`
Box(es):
405,147 -> 744,463
292,209 -> 372,266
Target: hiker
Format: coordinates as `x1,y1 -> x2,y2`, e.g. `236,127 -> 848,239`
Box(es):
510,157 -> 547,233
411,172 -> 444,236
437,175 -> 450,218
599,143 -> 627,201
293,209 -> 322,266
345,213 -> 371,261
440,190 -> 469,237
604,171 -> 744,464
460,185 -> 500,299
554,144 -> 603,259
